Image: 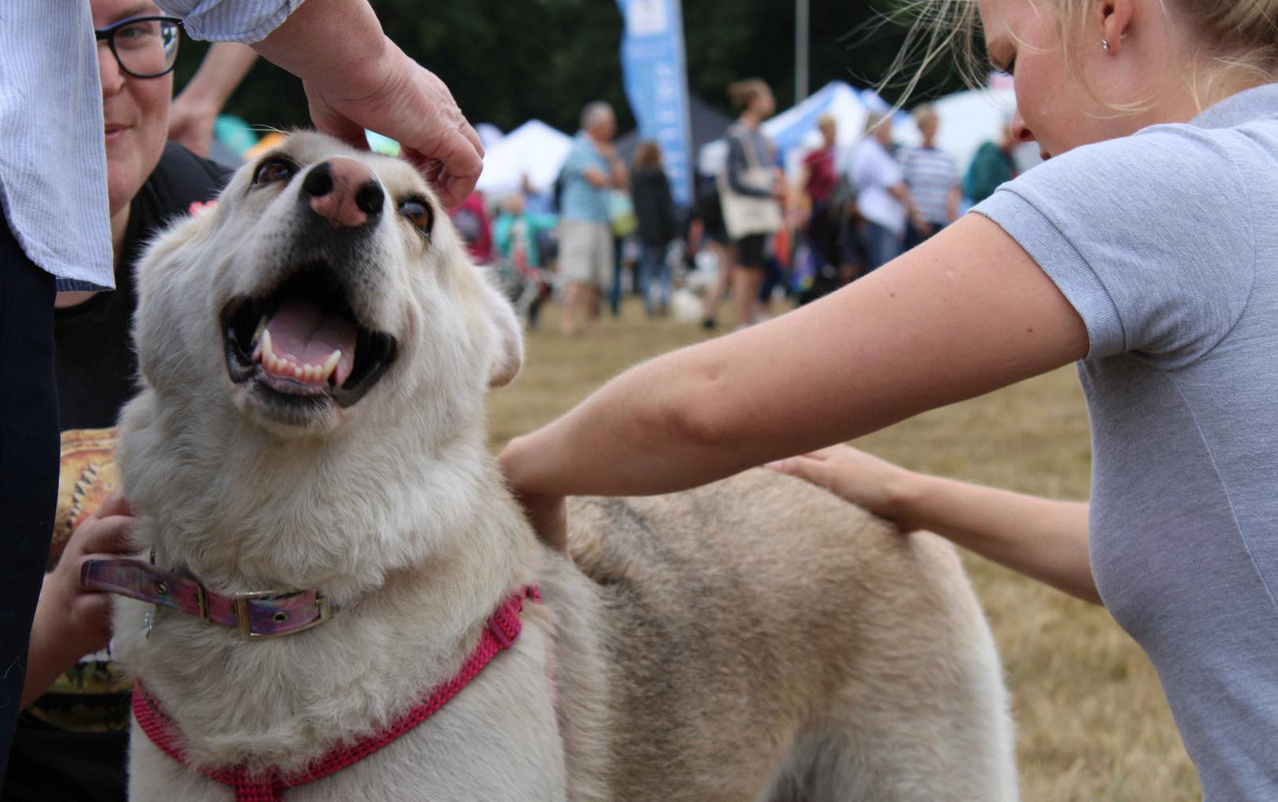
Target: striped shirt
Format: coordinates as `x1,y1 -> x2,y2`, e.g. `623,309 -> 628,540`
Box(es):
0,0 -> 299,290
900,145 -> 959,226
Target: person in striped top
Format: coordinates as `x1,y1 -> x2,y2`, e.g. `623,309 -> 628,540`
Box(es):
900,104 -> 961,250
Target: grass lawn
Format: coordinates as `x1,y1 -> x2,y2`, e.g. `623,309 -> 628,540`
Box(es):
486,297 -> 1200,802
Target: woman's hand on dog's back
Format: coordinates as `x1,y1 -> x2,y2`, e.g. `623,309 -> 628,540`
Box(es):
500,441 -> 569,555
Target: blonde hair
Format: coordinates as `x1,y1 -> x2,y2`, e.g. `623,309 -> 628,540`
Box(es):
885,0 -> 1278,107
728,78 -> 770,112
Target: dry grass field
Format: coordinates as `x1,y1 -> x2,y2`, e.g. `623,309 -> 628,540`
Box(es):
485,298 -> 1200,802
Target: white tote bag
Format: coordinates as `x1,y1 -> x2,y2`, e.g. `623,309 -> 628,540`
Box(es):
717,125 -> 782,240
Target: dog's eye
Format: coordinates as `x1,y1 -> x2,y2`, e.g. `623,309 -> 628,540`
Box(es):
398,198 -> 433,235
254,158 -> 297,186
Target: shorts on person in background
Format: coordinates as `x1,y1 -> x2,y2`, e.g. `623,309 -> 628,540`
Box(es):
558,220 -> 614,288
733,233 -> 767,270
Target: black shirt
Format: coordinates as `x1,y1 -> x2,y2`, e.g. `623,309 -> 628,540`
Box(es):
54,143 -> 228,430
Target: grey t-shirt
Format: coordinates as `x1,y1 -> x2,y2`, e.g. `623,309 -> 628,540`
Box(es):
975,83 -> 1278,801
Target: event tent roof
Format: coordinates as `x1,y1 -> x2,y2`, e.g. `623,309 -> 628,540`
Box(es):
474,119 -> 574,200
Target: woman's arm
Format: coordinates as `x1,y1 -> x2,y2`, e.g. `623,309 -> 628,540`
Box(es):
168,43 -> 258,156
769,445 -> 1097,603
500,213 -> 1088,541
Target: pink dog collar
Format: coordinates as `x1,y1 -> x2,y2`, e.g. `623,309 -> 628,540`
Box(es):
81,558 -> 332,638
131,585 -> 541,802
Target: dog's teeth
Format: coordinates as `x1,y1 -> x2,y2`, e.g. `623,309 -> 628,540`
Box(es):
321,350 -> 342,383
261,328 -> 275,362
292,364 -> 305,380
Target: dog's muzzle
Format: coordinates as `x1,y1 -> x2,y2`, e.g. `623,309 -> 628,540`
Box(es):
221,262 -> 397,413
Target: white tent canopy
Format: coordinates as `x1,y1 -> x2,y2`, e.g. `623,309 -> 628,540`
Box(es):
475,120 -> 574,200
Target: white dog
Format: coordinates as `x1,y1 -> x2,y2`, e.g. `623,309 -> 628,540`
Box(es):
98,132 -> 1018,801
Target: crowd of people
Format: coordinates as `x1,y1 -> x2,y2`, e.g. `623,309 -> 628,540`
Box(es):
445,82 -> 1020,337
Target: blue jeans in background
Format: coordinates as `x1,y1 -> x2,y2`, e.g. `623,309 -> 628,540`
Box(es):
638,243 -> 671,314
608,235 -> 626,316
862,220 -> 904,274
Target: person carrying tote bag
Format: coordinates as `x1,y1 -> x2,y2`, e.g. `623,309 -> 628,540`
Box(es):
718,125 -> 781,240
717,78 -> 782,328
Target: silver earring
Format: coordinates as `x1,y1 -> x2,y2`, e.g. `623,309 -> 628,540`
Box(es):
1102,38 -> 1111,50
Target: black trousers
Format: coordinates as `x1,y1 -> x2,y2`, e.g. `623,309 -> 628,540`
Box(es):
0,219 -> 59,782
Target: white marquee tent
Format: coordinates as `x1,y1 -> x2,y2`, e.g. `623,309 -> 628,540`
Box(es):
475,120 -> 574,200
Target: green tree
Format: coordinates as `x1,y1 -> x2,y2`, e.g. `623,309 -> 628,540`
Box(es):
177,0 -> 976,138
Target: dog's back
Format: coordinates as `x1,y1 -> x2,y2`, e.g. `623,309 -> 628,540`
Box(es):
555,469 -> 1017,802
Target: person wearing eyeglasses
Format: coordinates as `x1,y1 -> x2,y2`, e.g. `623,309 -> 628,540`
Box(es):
0,3 -> 239,800
0,0 -> 484,786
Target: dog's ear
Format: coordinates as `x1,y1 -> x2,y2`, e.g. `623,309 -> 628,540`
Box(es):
478,269 -> 524,388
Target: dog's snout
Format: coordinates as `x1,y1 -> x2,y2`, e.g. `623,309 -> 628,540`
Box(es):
300,159 -> 384,229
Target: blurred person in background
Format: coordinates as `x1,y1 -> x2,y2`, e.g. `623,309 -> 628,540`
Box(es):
850,112 -> 918,273
964,120 -> 1018,205
493,193 -> 558,328
630,141 -> 678,316
719,78 -> 783,329
520,173 -> 556,216
449,190 -> 494,265
695,171 -> 732,330
798,113 -> 841,272
558,101 -> 627,336
900,104 -> 961,249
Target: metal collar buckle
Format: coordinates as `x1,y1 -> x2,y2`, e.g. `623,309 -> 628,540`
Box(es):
231,589 -> 332,638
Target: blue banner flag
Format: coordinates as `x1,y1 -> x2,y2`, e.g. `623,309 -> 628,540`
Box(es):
616,0 -> 694,207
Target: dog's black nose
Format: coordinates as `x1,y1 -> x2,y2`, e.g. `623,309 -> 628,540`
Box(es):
301,159 -> 384,229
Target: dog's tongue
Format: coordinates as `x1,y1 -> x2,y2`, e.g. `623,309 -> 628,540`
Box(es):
264,297 -> 357,385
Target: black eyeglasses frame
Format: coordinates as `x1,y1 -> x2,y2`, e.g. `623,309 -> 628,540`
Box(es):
94,15 -> 183,80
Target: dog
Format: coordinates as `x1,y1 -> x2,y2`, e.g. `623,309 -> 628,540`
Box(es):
105,131 -> 1018,801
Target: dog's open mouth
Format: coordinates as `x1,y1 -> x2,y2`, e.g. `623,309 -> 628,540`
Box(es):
221,265 -> 397,409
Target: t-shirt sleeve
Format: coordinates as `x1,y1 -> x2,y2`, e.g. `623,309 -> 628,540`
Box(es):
973,127 -> 1255,367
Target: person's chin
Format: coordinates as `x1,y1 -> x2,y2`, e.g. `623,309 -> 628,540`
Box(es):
107,164 -> 145,213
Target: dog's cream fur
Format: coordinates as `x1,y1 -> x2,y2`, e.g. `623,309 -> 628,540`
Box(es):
114,132 -> 1018,801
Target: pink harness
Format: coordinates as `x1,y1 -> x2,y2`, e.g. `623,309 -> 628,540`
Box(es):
81,559 -> 539,801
